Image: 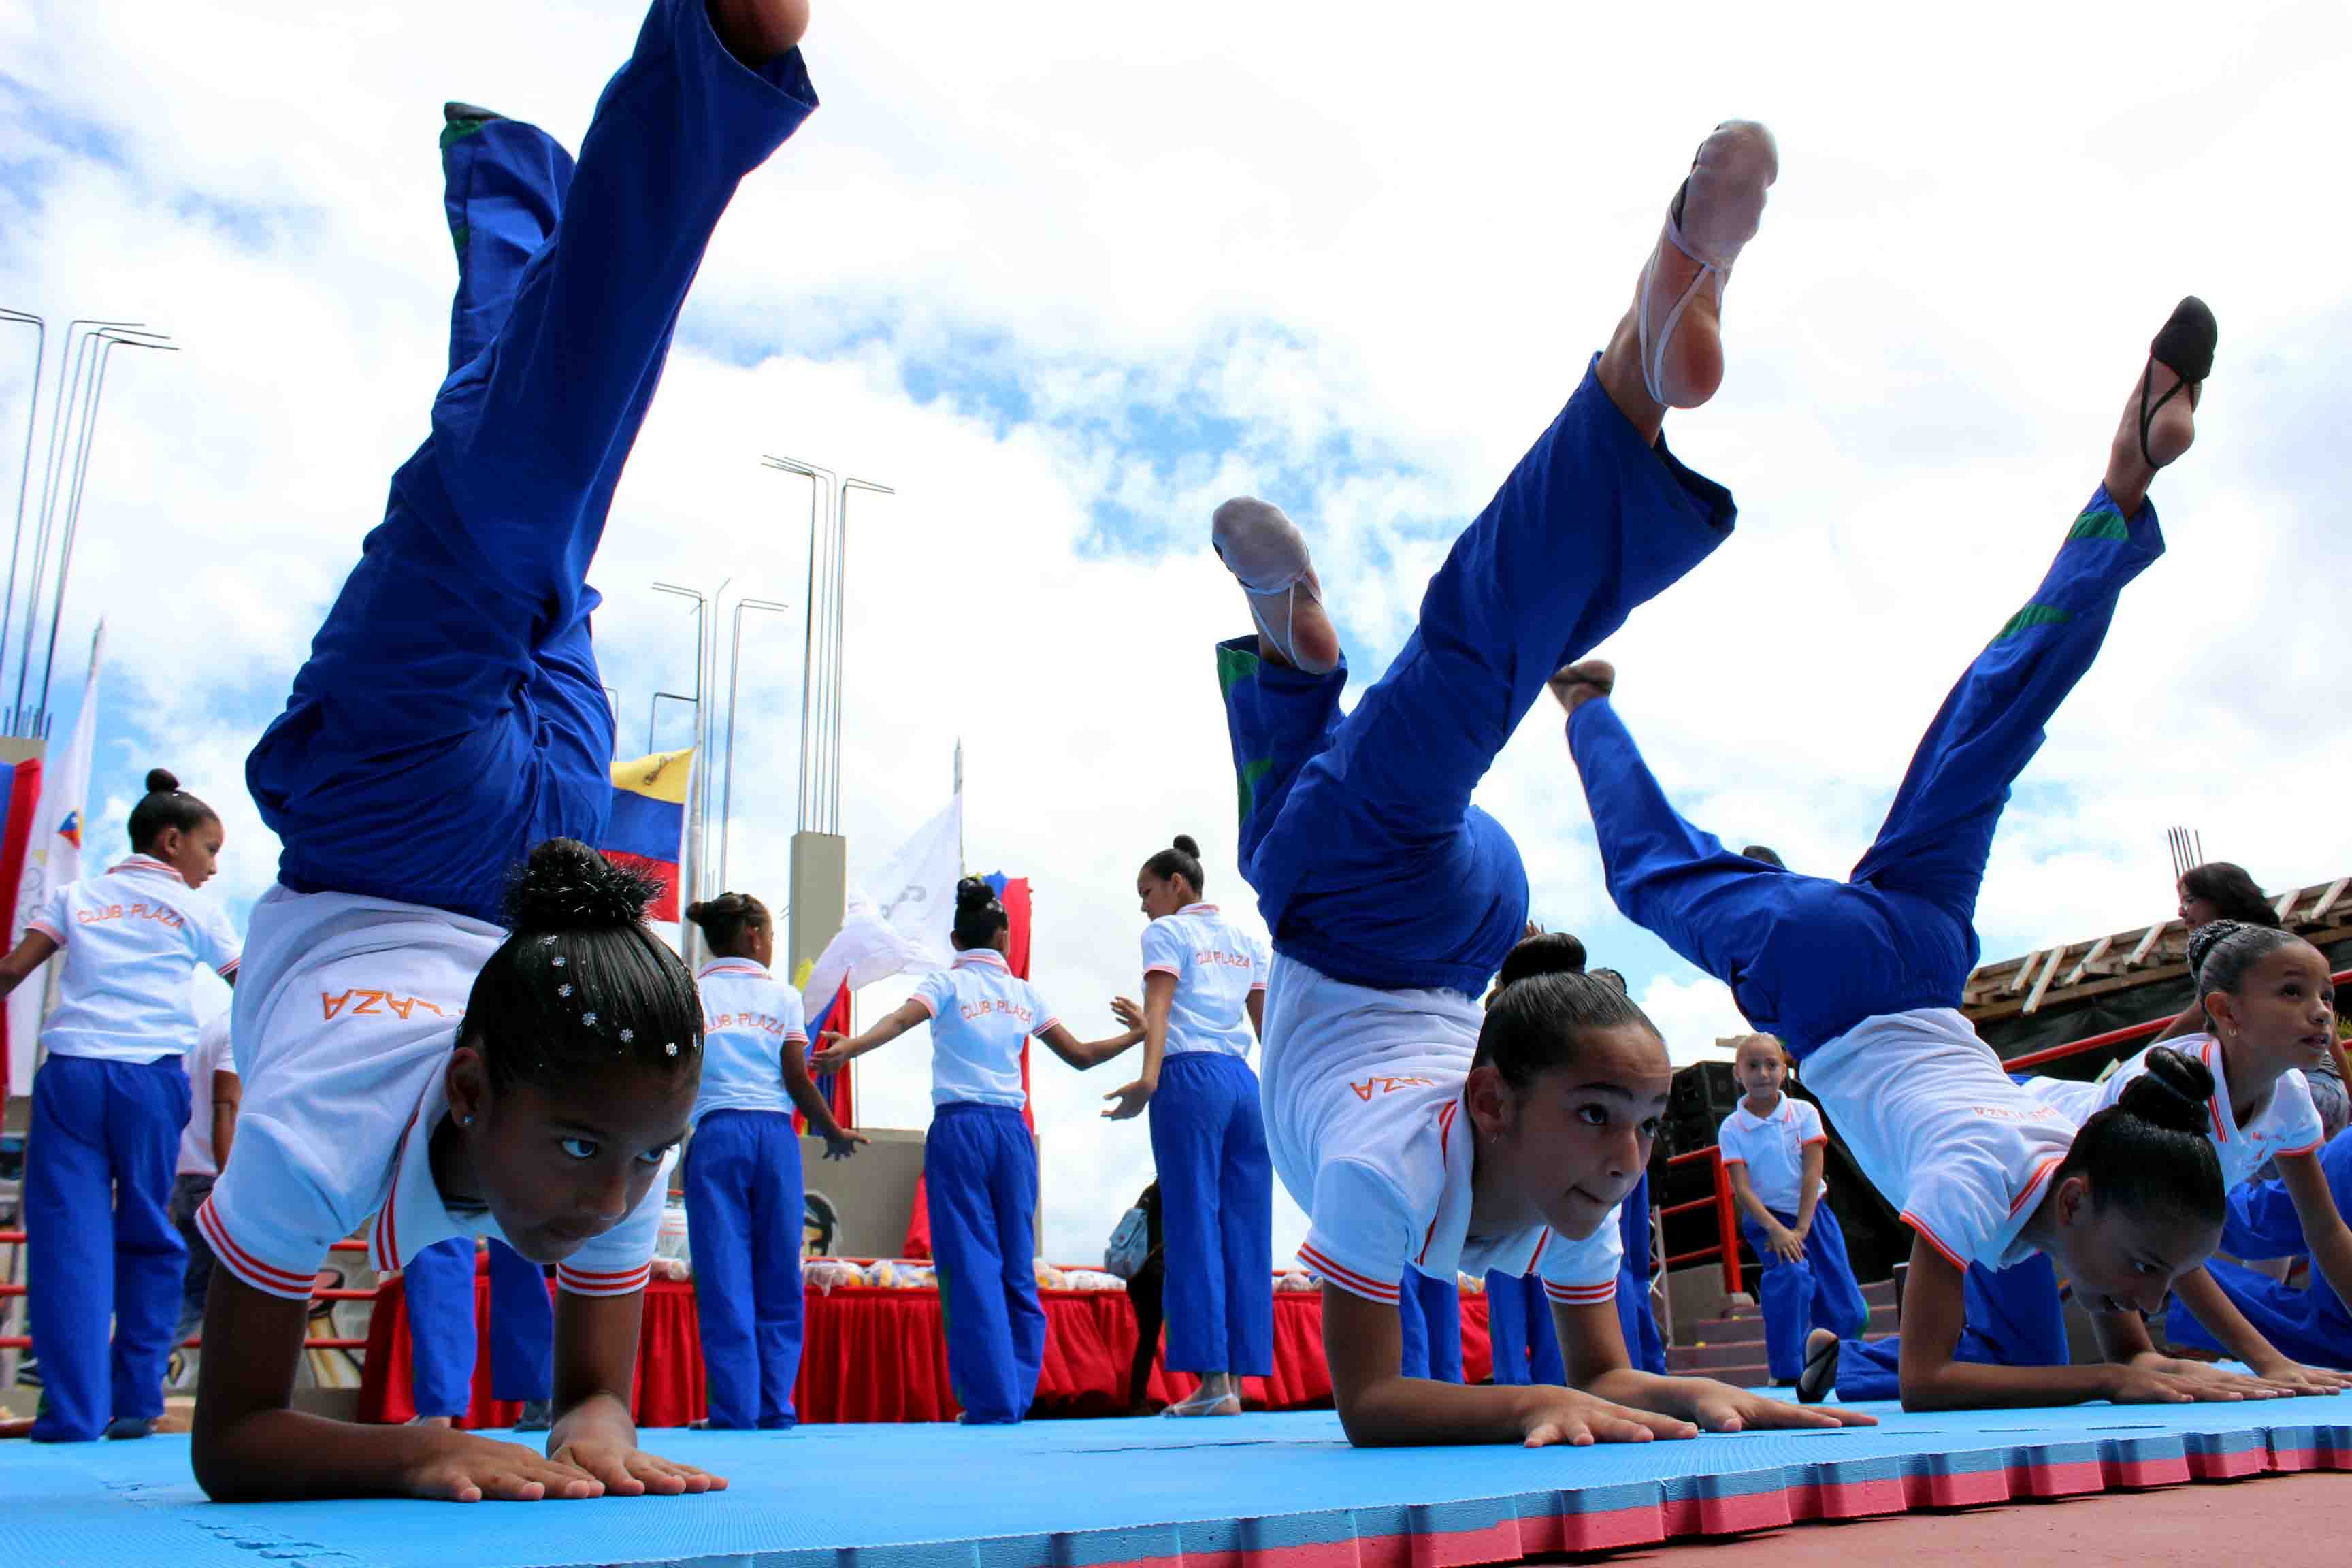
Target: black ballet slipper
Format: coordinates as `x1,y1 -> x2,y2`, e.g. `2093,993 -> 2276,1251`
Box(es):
2139,295 -> 2217,469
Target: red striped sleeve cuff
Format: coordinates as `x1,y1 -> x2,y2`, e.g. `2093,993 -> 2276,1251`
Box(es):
195,1198 -> 318,1301
911,994 -> 938,1018
216,957 -> 242,977
1544,1279 -> 1618,1306
1718,1155 -> 1747,1165
1899,1212 -> 1967,1271
1034,1017 -> 1062,1036
1296,1244 -> 1399,1305
785,1032 -> 808,1046
2278,1139 -> 2324,1160
1800,1136 -> 1828,1147
556,1260 -> 653,1296
1143,963 -> 1180,978
24,919 -> 63,945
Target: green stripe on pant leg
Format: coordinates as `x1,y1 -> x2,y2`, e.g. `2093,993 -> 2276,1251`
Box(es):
1215,640 -> 1262,698
2066,509 -> 2129,542
1990,602 -> 2072,644
1236,757 -> 1273,830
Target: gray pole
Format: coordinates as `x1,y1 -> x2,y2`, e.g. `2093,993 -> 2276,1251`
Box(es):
720,595 -> 791,893
37,332 -> 176,725
761,455 -> 834,833
652,581 -> 708,965
15,323 -> 162,730
834,478 -> 893,834
0,309 -> 46,718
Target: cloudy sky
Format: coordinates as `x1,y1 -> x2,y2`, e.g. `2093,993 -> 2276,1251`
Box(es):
4,1 -> 2349,1263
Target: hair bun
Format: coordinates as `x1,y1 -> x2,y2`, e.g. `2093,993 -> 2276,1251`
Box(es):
2119,1046 -> 2216,1137
145,768 -> 180,794
684,900 -> 711,923
956,876 -> 998,910
506,839 -> 657,933
2186,919 -> 2249,985
1173,834 -> 1200,858
1497,930 -> 1588,990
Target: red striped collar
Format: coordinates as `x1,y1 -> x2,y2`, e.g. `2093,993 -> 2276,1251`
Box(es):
1178,902 -> 1220,916
953,949 -> 1011,973
697,959 -> 770,980
108,853 -> 186,885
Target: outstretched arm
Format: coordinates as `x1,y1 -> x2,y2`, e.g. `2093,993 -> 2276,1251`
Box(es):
810,998 -> 928,1072
781,1041 -> 863,1157
1036,1012 -> 1147,1075
546,1289 -> 724,1495
2281,1150 -> 2352,1345
1320,1282 -> 1693,1448
1098,973 -> 1176,1118
2152,1267 -> 2350,1394
1559,1297 -> 1869,1431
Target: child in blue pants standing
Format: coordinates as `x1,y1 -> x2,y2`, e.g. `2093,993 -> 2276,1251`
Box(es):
404,1238 -> 555,1428
1716,1034 -> 1866,1393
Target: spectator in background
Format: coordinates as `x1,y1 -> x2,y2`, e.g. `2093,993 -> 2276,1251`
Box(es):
1124,1183 -> 1166,1415
169,1013 -> 240,1390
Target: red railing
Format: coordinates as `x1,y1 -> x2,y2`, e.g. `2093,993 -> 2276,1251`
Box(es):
1659,1145 -> 1743,1296
0,1231 -> 378,1353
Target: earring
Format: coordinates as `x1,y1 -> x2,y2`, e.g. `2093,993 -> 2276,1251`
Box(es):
459,1113 -> 475,1127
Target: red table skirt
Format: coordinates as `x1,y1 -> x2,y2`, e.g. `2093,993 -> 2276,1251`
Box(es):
357,1274 -> 1494,1427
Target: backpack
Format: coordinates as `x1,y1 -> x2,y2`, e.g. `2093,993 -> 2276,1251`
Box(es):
1103,1204 -> 1151,1280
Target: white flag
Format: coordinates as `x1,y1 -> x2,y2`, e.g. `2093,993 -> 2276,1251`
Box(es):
800,793 -> 962,1021
8,622 -> 102,1094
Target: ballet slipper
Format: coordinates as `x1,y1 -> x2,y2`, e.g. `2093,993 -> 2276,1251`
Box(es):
1637,121 -> 1778,408
1212,497 -> 1339,675
1797,1329 -> 1839,1405
2138,295 -> 2215,470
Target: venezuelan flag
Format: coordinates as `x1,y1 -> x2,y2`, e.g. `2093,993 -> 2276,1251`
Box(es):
602,747 -> 692,922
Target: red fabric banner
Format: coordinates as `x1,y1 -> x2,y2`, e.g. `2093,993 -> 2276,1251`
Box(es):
356,1275 -> 1494,1427
0,755 -> 42,1100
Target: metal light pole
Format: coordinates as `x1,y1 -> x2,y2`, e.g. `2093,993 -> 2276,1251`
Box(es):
652,581 -> 710,965
720,595 -> 791,893
12,325 -> 169,734
35,331 -> 177,728
0,310 -> 45,689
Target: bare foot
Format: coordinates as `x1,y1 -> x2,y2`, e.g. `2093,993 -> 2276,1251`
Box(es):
1548,659 -> 1615,720
2104,298 -> 2212,515
1212,497 -> 1341,674
1599,121 -> 1778,438
709,0 -> 810,64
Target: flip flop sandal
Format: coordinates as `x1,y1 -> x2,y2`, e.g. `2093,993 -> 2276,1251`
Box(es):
1796,1332 -> 1840,1405
1637,120 -> 1778,408
2138,295 -> 2217,470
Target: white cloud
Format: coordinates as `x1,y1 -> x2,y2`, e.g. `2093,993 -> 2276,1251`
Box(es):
6,0 -> 2352,1264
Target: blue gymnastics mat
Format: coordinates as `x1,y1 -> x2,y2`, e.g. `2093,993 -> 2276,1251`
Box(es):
7,1398 -> 2350,1568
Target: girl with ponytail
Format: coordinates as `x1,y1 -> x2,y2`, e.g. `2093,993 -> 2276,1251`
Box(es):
683,890 -> 864,1431
812,877 -> 1143,1423
0,768 -> 240,1442
1097,833 -> 1275,1417
1207,118 -> 1869,1448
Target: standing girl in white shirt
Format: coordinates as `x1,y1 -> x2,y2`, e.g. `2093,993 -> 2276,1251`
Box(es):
1213,119 -> 1863,1448
814,877 -> 1140,1423
0,770 -> 241,1442
189,0 -> 820,1503
685,890 -> 862,1430
1556,295 -> 2294,1410
1100,834 -> 1273,1418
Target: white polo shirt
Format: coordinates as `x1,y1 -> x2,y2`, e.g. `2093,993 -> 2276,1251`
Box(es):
1716,1093 -> 1827,1215
1260,955 -> 1620,1310
177,1011 -> 236,1179
911,948 -> 1059,1109
1140,902 -> 1268,1060
1801,1007 -> 2073,1273
691,958 -> 807,1129
199,883 -> 664,1301
2025,1034 -> 2324,1192
27,854 -> 242,1064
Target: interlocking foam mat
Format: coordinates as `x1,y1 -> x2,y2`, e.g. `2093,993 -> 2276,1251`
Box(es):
8,1398 -> 2351,1567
